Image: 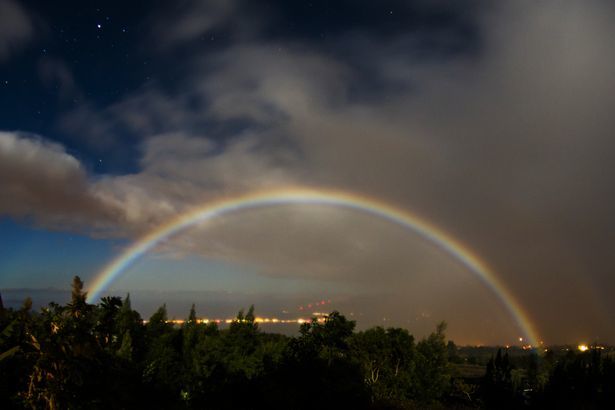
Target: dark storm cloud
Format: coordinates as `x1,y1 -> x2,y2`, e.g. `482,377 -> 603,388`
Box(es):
3,0 -> 615,342
0,0 -> 34,61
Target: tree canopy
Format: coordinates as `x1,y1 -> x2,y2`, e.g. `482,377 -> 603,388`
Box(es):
1,279 -> 614,409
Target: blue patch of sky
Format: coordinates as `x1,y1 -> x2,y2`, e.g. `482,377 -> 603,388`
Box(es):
0,218 -> 121,289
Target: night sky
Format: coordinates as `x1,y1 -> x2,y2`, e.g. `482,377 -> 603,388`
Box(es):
1,0 -> 615,345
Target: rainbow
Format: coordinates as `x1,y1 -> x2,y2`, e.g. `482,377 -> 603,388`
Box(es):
86,187 -> 539,345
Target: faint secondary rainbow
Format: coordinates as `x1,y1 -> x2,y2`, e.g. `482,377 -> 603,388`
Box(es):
86,187 -> 539,345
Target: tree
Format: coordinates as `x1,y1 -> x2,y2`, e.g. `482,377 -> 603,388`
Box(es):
483,348 -> 517,408
350,326 -> 417,406
415,321 -> 451,403
96,296 -> 122,349
67,276 -> 88,318
275,311 -> 368,408
117,330 -> 133,361
114,294 -> 144,360
23,278 -> 105,409
142,304 -> 181,406
0,291 -> 5,321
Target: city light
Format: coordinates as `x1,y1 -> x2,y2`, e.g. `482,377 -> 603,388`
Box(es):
142,314 -> 330,326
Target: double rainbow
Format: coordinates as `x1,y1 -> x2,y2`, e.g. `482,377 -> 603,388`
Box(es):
86,187 -> 539,345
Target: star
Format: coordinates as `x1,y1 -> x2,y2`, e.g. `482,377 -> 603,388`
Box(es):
97,24 -> 102,29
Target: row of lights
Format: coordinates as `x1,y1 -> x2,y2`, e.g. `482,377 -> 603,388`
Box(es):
143,315 -> 328,325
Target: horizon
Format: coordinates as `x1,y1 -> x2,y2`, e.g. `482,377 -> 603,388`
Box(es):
0,285 -> 608,347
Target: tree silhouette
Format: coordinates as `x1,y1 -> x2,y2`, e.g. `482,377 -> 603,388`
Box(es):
2,277 -> 614,409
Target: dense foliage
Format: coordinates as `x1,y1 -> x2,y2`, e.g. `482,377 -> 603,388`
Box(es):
1,277 -> 614,409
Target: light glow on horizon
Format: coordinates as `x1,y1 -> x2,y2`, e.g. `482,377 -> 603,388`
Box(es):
145,316 -> 328,325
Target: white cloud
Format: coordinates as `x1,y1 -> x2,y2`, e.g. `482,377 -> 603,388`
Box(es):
0,132 -> 121,232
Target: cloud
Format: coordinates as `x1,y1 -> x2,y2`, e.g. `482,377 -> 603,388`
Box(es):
149,0 -> 240,48
38,58 -> 80,100
0,132 -> 121,233
58,104 -> 116,150
5,0 -> 615,341
151,1 -> 615,340
0,0 -> 34,61
59,86 -> 197,151
90,131 -> 298,231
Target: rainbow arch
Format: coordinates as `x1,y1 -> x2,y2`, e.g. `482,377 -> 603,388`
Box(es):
86,187 -> 539,345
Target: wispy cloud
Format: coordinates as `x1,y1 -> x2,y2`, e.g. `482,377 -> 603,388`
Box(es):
0,0 -> 34,61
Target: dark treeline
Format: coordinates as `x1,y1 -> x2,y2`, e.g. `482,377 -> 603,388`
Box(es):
1,277 -> 614,409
